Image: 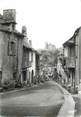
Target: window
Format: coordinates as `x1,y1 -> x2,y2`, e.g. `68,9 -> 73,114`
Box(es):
29,52 -> 33,62
8,41 -> 16,56
70,47 -> 75,57
31,52 -> 33,62
64,47 -> 68,57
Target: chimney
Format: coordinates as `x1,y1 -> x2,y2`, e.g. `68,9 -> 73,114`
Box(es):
29,40 -> 32,47
22,26 -> 27,36
3,9 -> 16,23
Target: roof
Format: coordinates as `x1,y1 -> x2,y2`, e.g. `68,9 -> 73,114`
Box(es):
23,42 -> 40,55
63,27 -> 81,47
63,37 -> 75,47
23,41 -> 32,50
0,25 -> 24,37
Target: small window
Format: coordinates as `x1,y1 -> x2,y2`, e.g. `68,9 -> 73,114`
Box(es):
8,41 -> 16,56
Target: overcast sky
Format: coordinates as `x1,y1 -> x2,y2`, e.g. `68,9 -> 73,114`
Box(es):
0,0 -> 81,49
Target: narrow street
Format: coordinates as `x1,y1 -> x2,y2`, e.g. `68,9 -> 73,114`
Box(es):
0,81 -> 64,117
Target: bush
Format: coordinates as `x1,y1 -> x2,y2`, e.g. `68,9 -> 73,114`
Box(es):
39,75 -> 45,83
2,79 -> 15,90
15,80 -> 23,88
2,79 -> 10,90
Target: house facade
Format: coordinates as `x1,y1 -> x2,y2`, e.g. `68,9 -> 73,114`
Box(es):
0,9 -> 24,87
63,27 -> 81,92
21,28 -> 40,85
0,9 -> 40,88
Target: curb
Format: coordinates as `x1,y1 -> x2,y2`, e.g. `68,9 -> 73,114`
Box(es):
56,83 -> 75,117
0,83 -> 44,96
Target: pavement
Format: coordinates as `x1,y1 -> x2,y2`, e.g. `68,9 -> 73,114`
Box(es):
72,93 -> 81,117
0,81 -> 75,117
56,82 -> 75,117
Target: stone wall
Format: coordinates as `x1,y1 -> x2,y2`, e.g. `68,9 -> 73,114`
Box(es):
17,36 -> 23,79
1,32 -> 17,83
0,30 -> 24,85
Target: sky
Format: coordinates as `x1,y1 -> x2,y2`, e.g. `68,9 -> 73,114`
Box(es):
0,0 -> 81,49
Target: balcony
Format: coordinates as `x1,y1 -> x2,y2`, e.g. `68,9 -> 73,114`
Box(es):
65,57 -> 75,68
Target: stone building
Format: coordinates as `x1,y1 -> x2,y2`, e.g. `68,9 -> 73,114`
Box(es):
63,27 -> 81,93
21,27 -> 40,84
0,9 -> 40,87
0,9 -> 24,86
45,42 -> 56,51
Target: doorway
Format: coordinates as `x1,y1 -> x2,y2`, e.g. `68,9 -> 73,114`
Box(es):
31,70 -> 34,83
22,70 -> 27,81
